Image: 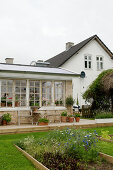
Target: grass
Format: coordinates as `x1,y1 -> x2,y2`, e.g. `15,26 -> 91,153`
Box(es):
0,132 -> 48,170
1,126 -> 113,169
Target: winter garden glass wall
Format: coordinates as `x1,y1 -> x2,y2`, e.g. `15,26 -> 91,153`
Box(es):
0,79 -> 65,108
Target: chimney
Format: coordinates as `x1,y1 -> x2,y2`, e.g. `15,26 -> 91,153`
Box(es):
5,58 -> 14,64
66,42 -> 74,50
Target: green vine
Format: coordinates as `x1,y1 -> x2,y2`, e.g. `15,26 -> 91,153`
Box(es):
83,69 -> 113,110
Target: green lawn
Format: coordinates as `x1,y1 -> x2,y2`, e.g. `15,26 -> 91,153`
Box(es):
0,132 -> 48,170
1,126 -> 113,169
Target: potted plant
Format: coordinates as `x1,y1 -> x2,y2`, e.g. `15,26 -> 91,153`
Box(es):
66,96 -> 74,114
61,111 -> 67,122
2,113 -> 11,125
67,115 -> 74,123
75,113 -> 80,122
1,97 -> 6,107
7,101 -> 12,107
38,118 -> 49,126
31,102 -> 40,111
55,100 -> 59,106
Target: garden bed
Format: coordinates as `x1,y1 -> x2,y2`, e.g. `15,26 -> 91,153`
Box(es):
15,145 -> 113,170
16,128 -> 113,170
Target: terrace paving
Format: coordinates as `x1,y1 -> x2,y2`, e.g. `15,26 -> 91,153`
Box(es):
0,119 -> 113,134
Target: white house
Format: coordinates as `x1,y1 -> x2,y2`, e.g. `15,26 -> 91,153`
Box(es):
46,35 -> 113,107
0,58 -> 79,124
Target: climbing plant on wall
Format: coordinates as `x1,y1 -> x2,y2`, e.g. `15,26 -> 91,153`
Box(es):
83,69 -> 113,110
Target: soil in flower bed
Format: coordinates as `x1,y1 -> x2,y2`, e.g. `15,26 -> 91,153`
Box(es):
35,152 -> 113,170
35,152 -> 84,170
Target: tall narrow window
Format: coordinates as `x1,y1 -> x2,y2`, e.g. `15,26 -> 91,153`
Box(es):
84,55 -> 92,69
15,80 -> 26,107
42,81 -> 52,106
55,81 -> 64,106
29,81 -> 40,107
1,80 -> 13,107
96,56 -> 103,70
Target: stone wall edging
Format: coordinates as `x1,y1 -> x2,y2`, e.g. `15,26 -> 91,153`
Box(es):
15,145 -> 49,170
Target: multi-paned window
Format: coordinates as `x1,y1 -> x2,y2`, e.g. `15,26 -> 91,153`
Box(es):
55,81 -> 64,106
0,79 -> 65,108
84,55 -> 92,69
96,56 -> 103,70
15,80 -> 26,107
1,80 -> 13,107
42,81 -> 52,106
29,81 -> 40,107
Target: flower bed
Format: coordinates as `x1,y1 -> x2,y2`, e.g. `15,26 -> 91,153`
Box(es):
16,128 -> 113,169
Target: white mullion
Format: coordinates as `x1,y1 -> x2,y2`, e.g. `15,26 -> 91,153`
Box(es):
0,80 -> 1,107
40,80 -> 42,107
52,80 -> 54,106
12,80 -> 15,108
26,80 -> 29,107
63,81 -> 66,107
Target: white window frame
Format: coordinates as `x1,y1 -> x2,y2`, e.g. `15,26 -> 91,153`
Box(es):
84,54 -> 92,69
96,55 -> 103,70
0,79 -> 65,108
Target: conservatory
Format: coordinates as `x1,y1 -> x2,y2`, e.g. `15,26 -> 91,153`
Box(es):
0,61 -> 79,124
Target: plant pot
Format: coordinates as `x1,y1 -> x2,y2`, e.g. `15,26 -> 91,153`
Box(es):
38,122 -> 48,126
2,120 -> 7,125
1,103 -> 6,107
8,104 -> 12,107
15,101 -> 19,107
61,116 -> 67,122
69,117 -> 74,123
75,117 -> 80,122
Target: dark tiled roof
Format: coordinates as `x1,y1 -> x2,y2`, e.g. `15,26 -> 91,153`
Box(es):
46,35 -> 113,68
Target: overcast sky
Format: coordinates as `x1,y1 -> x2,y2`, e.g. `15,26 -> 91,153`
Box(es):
0,0 -> 113,64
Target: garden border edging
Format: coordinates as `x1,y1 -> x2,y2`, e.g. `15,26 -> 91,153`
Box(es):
14,145 -> 49,170
99,152 -> 113,164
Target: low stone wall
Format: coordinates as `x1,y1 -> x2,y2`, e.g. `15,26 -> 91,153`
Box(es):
38,109 -> 67,123
0,109 -> 67,125
0,111 -> 18,125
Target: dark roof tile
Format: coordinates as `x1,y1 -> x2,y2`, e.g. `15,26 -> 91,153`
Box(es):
46,35 -> 113,67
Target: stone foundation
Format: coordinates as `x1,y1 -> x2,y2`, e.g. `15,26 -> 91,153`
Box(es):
0,109 -> 67,125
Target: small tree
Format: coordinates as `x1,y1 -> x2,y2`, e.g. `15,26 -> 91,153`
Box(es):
66,96 -> 74,114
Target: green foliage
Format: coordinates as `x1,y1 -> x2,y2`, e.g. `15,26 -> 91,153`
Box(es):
65,96 -> 74,106
101,130 -> 111,140
83,69 -> 113,110
74,113 -> 80,117
38,118 -> 49,123
2,113 -> 11,122
95,111 -> 113,119
61,111 -> 67,116
17,129 -> 99,162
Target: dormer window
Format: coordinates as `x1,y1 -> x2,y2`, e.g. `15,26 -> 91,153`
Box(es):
96,56 -> 103,70
84,55 -> 92,69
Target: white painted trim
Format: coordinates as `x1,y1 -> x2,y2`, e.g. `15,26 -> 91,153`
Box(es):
0,107 -> 30,111
39,106 -> 66,110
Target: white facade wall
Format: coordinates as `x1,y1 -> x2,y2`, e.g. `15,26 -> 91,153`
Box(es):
61,39 -> 113,106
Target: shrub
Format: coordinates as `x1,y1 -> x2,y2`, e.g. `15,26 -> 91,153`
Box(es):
95,111 -> 113,119
61,111 -> 67,116
66,96 -> 74,106
38,118 -> 49,123
101,130 -> 111,140
2,113 -> 11,122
